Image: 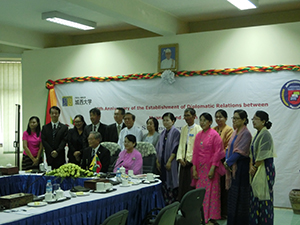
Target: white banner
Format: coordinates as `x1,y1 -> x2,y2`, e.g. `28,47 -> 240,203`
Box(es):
55,71 -> 300,208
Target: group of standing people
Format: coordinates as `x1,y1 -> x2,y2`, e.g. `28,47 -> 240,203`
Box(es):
154,108 -> 276,225
22,106 -> 276,225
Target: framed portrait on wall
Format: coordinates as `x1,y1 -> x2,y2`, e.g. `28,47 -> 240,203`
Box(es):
158,43 -> 178,72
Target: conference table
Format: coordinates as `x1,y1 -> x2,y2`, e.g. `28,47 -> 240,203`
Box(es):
0,174 -> 165,225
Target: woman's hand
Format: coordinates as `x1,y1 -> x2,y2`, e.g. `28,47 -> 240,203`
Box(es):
74,151 -> 81,161
208,166 -> 215,179
156,159 -> 161,172
250,165 -> 257,177
224,162 -> 232,172
193,167 -> 198,179
32,158 -> 39,166
165,161 -> 172,171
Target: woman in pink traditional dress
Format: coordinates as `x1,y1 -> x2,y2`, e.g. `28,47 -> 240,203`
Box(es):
192,112 -> 225,225
113,134 -> 143,175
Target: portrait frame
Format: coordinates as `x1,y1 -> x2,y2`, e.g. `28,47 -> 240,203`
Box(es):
158,43 -> 178,72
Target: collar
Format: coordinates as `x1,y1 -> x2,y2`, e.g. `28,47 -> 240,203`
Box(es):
188,123 -> 196,129
51,121 -> 59,128
116,122 -> 123,127
92,143 -> 101,152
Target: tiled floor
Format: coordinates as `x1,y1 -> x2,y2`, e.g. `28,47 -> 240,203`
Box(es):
216,208 -> 300,225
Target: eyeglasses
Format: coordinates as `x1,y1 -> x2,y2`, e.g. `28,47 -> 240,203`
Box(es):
231,117 -> 241,120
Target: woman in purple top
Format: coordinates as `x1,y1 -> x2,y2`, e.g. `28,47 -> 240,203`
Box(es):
224,109 -> 252,225
22,116 -> 43,170
156,112 -> 180,205
113,134 -> 143,175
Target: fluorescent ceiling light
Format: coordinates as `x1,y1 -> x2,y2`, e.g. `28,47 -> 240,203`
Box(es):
42,11 -> 96,30
227,0 -> 258,10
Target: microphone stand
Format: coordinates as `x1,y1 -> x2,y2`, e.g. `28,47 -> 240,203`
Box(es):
24,172 -> 46,201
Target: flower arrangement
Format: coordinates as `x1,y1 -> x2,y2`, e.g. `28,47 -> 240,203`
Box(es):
46,163 -> 94,178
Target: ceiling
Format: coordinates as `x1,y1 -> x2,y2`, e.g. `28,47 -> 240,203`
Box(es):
1,0 -> 300,58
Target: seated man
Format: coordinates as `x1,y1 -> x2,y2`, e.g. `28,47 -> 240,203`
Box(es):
81,131 -> 110,173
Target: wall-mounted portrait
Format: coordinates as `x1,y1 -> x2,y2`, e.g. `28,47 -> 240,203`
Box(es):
158,43 -> 178,72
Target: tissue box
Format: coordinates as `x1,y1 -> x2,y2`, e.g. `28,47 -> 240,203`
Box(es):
0,167 -> 19,175
0,193 -> 33,209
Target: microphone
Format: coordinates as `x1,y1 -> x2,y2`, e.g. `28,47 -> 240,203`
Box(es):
114,160 -> 124,169
24,172 -> 47,201
24,172 -> 46,194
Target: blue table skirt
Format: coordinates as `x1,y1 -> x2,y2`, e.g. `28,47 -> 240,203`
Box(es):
0,175 -> 86,196
0,175 -> 165,225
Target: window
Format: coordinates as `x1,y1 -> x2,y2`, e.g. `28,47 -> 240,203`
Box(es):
0,61 -> 22,153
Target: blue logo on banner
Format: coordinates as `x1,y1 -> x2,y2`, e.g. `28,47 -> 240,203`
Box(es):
62,96 -> 73,107
280,80 -> 300,109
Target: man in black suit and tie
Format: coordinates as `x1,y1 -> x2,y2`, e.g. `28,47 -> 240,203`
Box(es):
81,131 -> 110,172
106,107 -> 126,143
41,106 -> 68,169
83,107 -> 107,148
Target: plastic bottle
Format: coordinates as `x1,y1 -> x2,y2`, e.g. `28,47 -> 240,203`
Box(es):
46,180 -> 53,194
116,168 -> 121,182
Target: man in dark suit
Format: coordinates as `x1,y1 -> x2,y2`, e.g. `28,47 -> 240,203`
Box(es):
106,107 -> 126,143
83,107 -> 107,148
81,131 -> 110,173
41,106 -> 68,169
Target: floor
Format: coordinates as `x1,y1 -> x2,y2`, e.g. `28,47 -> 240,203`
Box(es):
216,208 -> 300,225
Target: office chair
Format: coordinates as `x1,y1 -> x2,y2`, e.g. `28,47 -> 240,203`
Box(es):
100,209 -> 128,225
101,142 -> 121,172
175,188 -> 206,225
136,142 -> 157,174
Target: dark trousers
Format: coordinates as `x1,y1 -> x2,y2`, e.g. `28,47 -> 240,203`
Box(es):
178,161 -> 194,201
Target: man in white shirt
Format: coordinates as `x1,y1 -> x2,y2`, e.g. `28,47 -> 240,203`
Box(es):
176,108 -> 202,200
118,112 -> 143,150
160,48 -> 175,69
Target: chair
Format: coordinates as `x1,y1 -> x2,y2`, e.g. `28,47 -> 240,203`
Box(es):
101,142 -> 121,172
175,188 -> 206,225
100,209 -> 128,225
136,142 -> 157,174
144,202 -> 180,225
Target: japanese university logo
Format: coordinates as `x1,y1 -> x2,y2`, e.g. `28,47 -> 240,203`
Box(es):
62,96 -> 73,107
280,80 -> 300,109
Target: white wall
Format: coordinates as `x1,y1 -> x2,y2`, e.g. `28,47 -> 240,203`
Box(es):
21,21 -> 300,127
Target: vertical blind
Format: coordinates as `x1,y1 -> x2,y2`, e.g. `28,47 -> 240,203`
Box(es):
0,61 -> 22,153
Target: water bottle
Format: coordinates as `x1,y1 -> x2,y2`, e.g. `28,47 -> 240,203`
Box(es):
116,168 -> 121,182
46,180 -> 53,194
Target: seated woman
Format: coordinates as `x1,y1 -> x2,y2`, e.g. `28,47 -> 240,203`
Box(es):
142,117 -> 160,147
113,134 -> 143,175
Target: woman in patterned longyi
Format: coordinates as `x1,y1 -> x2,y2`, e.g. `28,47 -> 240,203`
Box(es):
249,111 -> 276,225
192,112 -> 225,224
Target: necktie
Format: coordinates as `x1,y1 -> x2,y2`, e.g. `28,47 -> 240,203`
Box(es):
93,125 -> 96,131
92,149 -> 96,157
53,124 -> 57,137
52,124 -> 57,147
117,124 -> 121,135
